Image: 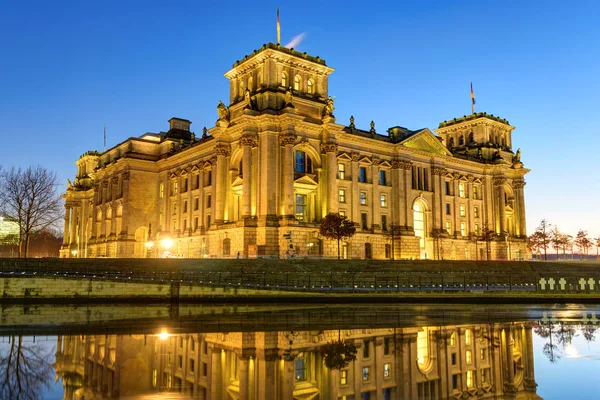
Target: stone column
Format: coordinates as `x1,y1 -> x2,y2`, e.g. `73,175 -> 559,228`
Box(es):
350,152 -> 360,221
187,171 -> 193,234
210,348 -> 222,400
452,173 -> 460,237
282,359 -> 295,399
64,206 -> 71,245
69,206 -> 78,245
214,143 -> 231,223
280,132 -> 297,217
371,161 -> 380,229
321,141 -> 338,214
495,178 -> 506,234
241,134 -> 257,219
402,163 -> 413,229
120,172 -> 130,239
467,175 -> 474,234
391,160 -> 401,228
238,354 -> 250,400
431,167 -> 446,232
514,180 -> 526,237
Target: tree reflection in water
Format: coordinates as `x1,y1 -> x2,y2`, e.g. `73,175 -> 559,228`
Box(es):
0,336 -> 55,399
534,322 -> 598,364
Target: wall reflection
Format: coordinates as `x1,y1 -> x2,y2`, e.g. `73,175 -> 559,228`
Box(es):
54,322 -> 543,400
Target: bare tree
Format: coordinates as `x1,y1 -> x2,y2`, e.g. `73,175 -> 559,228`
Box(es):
574,230 -> 592,260
550,226 -> 562,260
319,213 -> 356,259
0,166 -> 63,257
0,336 -> 55,399
533,219 -> 551,260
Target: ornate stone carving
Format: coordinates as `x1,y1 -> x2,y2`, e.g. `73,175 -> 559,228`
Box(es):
493,177 -> 507,186
431,167 -> 447,176
217,100 -> 230,122
322,96 -> 335,118
349,115 -> 355,130
101,180 -> 109,188
279,132 -> 297,147
110,176 -> 119,185
513,179 -> 526,189
209,156 -> 218,166
467,174 -> 475,182
351,152 -> 361,162
320,141 -> 338,154
523,378 -> 538,392
392,159 -> 412,170
240,134 -> 258,148
243,89 -> 257,110
202,127 -> 209,138
283,86 -> 294,108
215,143 -> 231,157
452,172 -> 460,180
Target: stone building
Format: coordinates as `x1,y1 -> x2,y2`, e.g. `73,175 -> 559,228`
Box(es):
54,322 -> 542,399
61,43 -> 529,260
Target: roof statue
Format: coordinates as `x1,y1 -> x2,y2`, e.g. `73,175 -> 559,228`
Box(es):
322,97 -> 335,118
512,148 -> 523,168
244,89 -> 257,111
283,86 -> 294,108
217,100 -> 230,122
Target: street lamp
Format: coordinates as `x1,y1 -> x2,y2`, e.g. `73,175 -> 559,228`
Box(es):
71,249 -> 78,258
161,238 -> 173,258
145,240 -> 154,258
503,231 -> 511,261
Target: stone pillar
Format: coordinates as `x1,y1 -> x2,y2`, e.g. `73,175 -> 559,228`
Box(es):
452,173 -> 460,237
402,163 -> 413,229
64,206 -> 71,245
187,172 -> 193,234
432,167 -> 446,232
371,161 -> 380,229
505,327 -> 515,385
350,152 -> 360,221
69,206 -> 78,245
214,143 -> 230,223
280,132 -> 296,217
238,355 -> 250,400
120,171 -> 131,239
241,134 -> 257,219
495,178 -> 506,234
467,175 -> 475,235
282,359 -> 295,399
321,141 -> 338,214
391,160 -> 401,228
514,180 -> 527,237
210,348 -> 222,400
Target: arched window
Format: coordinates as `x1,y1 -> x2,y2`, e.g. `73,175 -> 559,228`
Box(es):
417,327 -> 430,367
459,135 -> 465,146
294,75 -> 301,91
307,79 -> 314,94
281,72 -> 287,87
448,137 -> 455,148
294,150 -> 312,173
413,202 -> 426,258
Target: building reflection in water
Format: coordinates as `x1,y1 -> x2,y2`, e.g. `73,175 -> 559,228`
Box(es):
54,322 -> 542,400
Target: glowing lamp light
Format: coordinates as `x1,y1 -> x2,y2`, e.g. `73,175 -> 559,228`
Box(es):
145,241 -> 154,249
161,238 -> 173,249
158,331 -> 170,341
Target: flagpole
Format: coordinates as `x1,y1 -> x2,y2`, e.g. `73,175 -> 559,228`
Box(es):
277,7 -> 281,45
470,82 -> 476,115
104,125 -> 106,152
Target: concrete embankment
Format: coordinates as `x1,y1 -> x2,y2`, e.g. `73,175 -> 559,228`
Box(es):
1,259 -> 599,302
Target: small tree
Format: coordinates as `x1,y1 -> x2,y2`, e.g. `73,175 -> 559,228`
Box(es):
319,332 -> 357,370
0,166 -> 63,257
574,230 -> 592,260
534,219 -> 551,261
319,213 -> 356,259
550,226 -> 563,260
480,225 -> 496,261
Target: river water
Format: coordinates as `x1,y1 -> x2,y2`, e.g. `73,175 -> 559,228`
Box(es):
0,303 -> 599,399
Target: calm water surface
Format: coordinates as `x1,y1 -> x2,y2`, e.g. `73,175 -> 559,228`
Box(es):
1,303 -> 599,399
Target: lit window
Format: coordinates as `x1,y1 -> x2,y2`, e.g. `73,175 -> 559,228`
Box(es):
381,194 -> 387,207
340,370 -> 348,385
465,329 -> 472,345
383,363 -> 391,378
450,331 -> 456,346
173,203 -> 177,215
172,180 -> 178,195
339,189 -> 346,203
460,204 -> 466,217
281,72 -> 287,87
152,369 -> 157,387
446,221 -> 451,234
474,206 -> 479,218
360,192 -> 367,205
475,223 -> 480,235
459,183 -> 465,198
338,163 -> 346,179
359,167 -> 367,183
339,210 -> 346,217
363,367 -> 370,381
307,79 -> 314,94
473,186 -> 479,200
294,75 -> 301,91
481,368 -> 488,383
480,348 -> 486,360
461,222 -> 467,237
159,183 -> 164,199
295,194 -> 307,221
295,356 -> 306,381
466,350 -> 472,364
467,370 -> 474,388
417,328 -> 429,366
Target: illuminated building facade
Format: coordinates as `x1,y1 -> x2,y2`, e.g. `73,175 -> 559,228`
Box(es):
61,43 -> 529,260
54,322 -> 541,399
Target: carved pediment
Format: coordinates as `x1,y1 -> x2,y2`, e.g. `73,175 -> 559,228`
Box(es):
378,160 -> 392,168
294,175 -> 319,195
359,156 -> 372,164
231,176 -> 243,195
337,152 -> 352,161
400,128 -> 452,156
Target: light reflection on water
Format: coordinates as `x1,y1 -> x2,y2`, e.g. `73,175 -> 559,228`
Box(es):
1,304 -> 599,399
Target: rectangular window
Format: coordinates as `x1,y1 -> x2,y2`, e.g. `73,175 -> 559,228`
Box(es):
450,331 -> 456,346
338,163 -> 346,180
446,221 -> 451,234
173,203 -> 177,215
206,170 -> 212,186
446,203 -> 451,215
480,348 -> 486,361
445,181 -> 451,195
206,215 -> 211,228
194,174 -> 199,189
159,213 -> 163,228
295,151 -> 305,173
190,359 -> 195,372
194,217 -> 198,231
362,366 -> 370,381
380,194 -> 387,207
295,357 -> 306,381
451,353 -> 457,365
384,338 -> 391,355
296,194 -> 307,221
381,215 -> 388,232
194,197 -> 199,211
172,219 -> 177,230
379,170 -> 387,185
339,210 -> 346,217
452,374 -> 459,390
183,219 -> 187,231
359,166 -> 367,183
202,363 -> 208,377
473,186 -> 479,200
423,168 -> 429,191
481,368 -> 488,383
340,370 -> 348,385
159,183 -> 164,199
207,194 -> 212,208
383,363 -> 391,378
360,192 -> 367,205
363,340 -> 370,358
172,181 -> 179,195
339,189 -> 346,203
459,183 -> 465,198
475,223 -> 480,235
183,200 -> 188,213
459,204 -> 465,217
178,355 -> 183,369
474,206 -> 479,218
385,244 -> 391,258
361,213 -> 368,230
460,222 -> 467,237
465,329 -> 472,345
182,178 -> 188,193
467,370 -> 474,388
466,350 -> 472,364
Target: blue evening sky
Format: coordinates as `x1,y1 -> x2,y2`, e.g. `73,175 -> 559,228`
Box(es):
1,0 -> 598,239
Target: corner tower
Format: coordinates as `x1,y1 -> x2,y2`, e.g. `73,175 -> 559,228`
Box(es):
223,43 -> 335,121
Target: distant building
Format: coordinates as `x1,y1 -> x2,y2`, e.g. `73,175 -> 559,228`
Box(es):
61,43 -> 529,260
55,322 -> 541,399
0,216 -> 19,257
